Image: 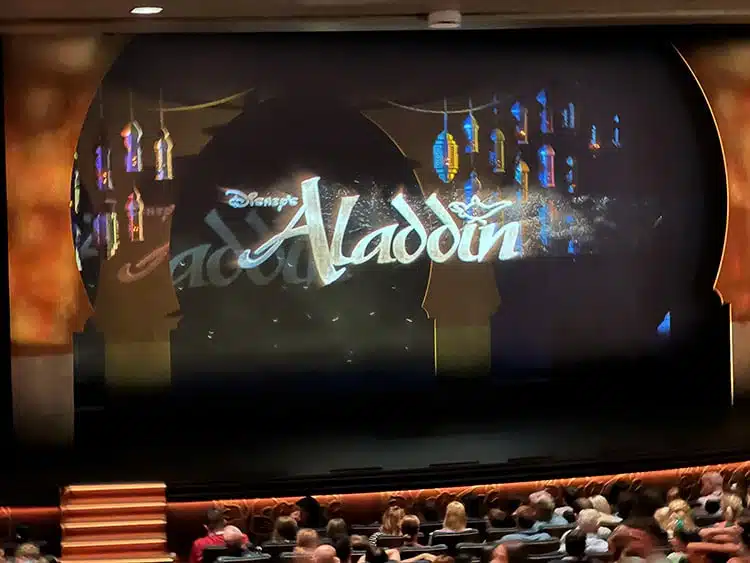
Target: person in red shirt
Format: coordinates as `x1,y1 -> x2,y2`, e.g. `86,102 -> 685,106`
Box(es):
189,509 -> 250,563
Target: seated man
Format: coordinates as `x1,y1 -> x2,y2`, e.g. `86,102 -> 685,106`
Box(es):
498,506 -> 554,543
314,545 -> 340,563
530,491 -> 569,530
559,509 -> 609,556
189,509 -> 250,563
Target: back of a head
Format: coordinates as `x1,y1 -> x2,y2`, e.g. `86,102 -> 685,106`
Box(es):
15,543 -> 40,563
326,519 -> 348,540
705,499 -> 722,515
350,536 -> 369,551
443,501 -> 467,532
617,492 -> 635,521
382,506 -> 405,535
487,508 -> 509,529
565,529 -> 587,559
573,498 -> 594,514
313,545 -> 339,563
590,496 -> 612,516
632,489 -> 665,518
334,536 -> 352,563
514,506 -> 536,530
207,509 -> 227,532
224,526 -> 245,547
297,529 -> 320,551
721,493 -> 744,523
365,547 -> 389,563
529,491 -> 556,521
577,509 -> 601,534
400,515 -> 420,539
702,473 -> 724,494
275,516 -> 299,542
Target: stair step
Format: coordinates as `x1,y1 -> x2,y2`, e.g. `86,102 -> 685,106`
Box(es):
61,555 -> 173,563
65,484 -> 166,496
63,513 -> 167,523
62,502 -> 166,514
63,538 -> 166,555
64,496 -> 166,507
63,520 -> 166,535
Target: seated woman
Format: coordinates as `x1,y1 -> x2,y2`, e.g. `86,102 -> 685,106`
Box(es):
271,516 -> 299,543
429,501 -> 476,543
559,509 -> 609,555
370,507 -> 405,547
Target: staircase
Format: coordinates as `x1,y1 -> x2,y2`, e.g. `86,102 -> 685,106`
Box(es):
61,483 -> 172,563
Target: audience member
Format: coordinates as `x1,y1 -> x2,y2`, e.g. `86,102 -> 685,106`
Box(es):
698,474 -> 725,508
562,529 -> 588,562
314,545 -> 340,563
668,488 -> 684,503
335,537 -> 352,563
559,509 -> 609,555
498,506 -> 553,543
400,515 -> 423,547
297,529 -> 321,554
668,529 -> 702,563
487,508 -> 514,529
617,492 -> 636,521
591,495 -> 622,526
370,506 -> 405,546
327,519 -> 349,541
665,500 -> 697,537
530,491 -> 569,529
436,501 -> 474,533
490,545 -> 509,563
189,509 -> 249,563
272,516 -> 299,543
295,497 -> 327,529
608,519 -> 670,563
350,536 -> 369,551
12,544 -> 44,563
223,526 -> 251,555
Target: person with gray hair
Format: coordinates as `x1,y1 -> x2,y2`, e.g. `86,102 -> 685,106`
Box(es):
558,509 -> 610,555
529,491 -> 569,530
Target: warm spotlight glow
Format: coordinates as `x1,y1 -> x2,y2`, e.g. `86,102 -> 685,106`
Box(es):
130,6 -> 163,15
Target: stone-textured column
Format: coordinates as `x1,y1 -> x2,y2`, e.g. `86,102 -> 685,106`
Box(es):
686,43 -> 750,399
5,35 -> 125,445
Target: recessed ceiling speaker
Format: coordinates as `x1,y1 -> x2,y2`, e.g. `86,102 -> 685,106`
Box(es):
427,10 -> 462,29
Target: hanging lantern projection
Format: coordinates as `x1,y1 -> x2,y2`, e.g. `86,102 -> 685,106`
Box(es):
433,101 -> 459,183
126,187 -> 145,242
122,90 -> 143,173
71,151 -> 83,271
490,128 -> 506,174
463,99 -> 479,154
561,103 -> 576,130
537,90 -> 553,134
538,144 -> 556,188
565,156 -> 577,194
515,159 -> 529,201
511,101 -> 529,144
154,90 -> 174,180
588,125 -> 600,155
613,114 -> 622,148
464,171 -> 482,208
94,127 -> 115,193
93,205 -> 120,259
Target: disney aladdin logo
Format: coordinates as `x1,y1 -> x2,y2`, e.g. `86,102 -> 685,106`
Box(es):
236,176 -> 521,286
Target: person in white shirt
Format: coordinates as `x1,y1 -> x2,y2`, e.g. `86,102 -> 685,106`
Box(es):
559,509 -> 610,555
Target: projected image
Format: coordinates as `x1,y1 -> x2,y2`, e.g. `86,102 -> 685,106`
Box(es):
69,34 -> 715,391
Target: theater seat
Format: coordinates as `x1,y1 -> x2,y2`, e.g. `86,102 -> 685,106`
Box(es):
376,535 -> 405,548
351,525 -> 380,537
456,542 -> 485,559
540,526 -> 575,538
218,555 -> 272,563
521,540 -> 560,555
281,552 -> 310,563
526,554 -> 565,563
486,528 -> 518,541
399,545 -> 448,558
419,523 -> 443,537
430,531 -> 481,554
204,546 -> 232,563
261,542 -> 296,562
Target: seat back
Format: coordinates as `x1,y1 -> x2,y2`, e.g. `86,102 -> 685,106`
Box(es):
218,555 -> 272,563
486,528 -> 518,542
430,531 -> 481,554
376,535 -> 405,549
204,546 -> 232,563
456,542 -> 485,559
280,552 -> 311,563
521,540 -> 560,556
261,542 -> 296,562
400,545 -> 448,558
541,526 -> 575,539
351,525 -> 380,537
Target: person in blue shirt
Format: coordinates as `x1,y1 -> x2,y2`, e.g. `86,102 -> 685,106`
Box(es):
529,491 -> 571,530
498,506 -> 554,543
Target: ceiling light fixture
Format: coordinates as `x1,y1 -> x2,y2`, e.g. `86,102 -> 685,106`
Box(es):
130,6 -> 163,15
